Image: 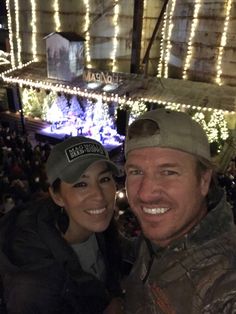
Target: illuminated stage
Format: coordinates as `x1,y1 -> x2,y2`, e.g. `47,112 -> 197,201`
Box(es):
34,94 -> 125,157
35,124 -> 124,157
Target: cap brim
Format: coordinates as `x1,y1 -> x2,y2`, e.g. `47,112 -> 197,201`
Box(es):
59,156 -> 119,184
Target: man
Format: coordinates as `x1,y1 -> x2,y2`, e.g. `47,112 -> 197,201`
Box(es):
124,108 -> 236,313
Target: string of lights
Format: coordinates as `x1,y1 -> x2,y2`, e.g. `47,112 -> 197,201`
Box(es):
111,0 -> 120,72
0,51 -> 11,65
141,0 -> 147,58
141,97 -> 234,115
83,0 -> 92,69
31,0 -> 38,61
2,0 -> 236,121
164,0 -> 176,78
6,0 -> 15,68
0,60 -> 234,116
215,0 -> 232,86
157,9 -> 167,78
182,0 -> 202,80
14,0 -> 22,67
53,0 -> 61,32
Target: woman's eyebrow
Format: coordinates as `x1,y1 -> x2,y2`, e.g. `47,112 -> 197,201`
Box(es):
99,168 -> 112,175
80,168 -> 111,179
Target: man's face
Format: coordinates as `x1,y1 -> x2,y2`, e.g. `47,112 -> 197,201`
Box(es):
125,147 -> 212,247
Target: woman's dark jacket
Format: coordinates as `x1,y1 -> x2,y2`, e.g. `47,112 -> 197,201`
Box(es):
0,197 -> 123,314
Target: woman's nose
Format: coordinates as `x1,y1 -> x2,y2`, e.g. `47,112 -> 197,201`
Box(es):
91,184 -> 105,200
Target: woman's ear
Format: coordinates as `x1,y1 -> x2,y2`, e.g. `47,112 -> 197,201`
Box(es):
49,186 -> 64,207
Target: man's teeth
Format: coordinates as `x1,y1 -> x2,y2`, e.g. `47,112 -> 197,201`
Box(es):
87,208 -> 106,215
143,207 -> 169,215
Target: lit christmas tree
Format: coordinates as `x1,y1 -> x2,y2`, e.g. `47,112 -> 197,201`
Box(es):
42,91 -> 57,121
22,88 -> 45,118
56,94 -> 69,118
192,111 -> 208,133
119,99 -> 147,125
69,95 -> 84,117
207,111 -> 229,151
46,100 -> 63,123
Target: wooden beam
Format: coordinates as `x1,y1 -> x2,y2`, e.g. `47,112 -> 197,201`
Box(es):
142,0 -> 170,76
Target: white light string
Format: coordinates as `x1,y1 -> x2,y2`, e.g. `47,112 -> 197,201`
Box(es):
182,0 -> 202,80
215,0 -> 233,85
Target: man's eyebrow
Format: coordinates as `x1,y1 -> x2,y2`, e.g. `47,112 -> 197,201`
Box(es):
125,162 -> 179,168
124,163 -> 138,169
158,163 -> 180,168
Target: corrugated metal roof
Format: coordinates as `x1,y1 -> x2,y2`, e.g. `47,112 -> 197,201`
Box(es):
1,62 -> 236,112
128,76 -> 236,112
44,32 -> 85,42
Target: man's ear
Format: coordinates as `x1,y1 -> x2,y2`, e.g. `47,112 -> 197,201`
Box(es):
49,186 -> 64,207
200,169 -> 213,197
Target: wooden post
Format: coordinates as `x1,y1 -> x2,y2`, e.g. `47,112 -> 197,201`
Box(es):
16,84 -> 26,134
130,0 -> 144,74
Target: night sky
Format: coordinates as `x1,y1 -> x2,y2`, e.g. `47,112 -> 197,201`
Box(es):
0,1 -> 6,15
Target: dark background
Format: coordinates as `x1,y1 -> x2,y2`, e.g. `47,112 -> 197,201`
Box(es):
0,1 -> 6,14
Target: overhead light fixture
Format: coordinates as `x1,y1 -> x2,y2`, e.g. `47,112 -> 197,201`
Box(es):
102,84 -> 118,92
87,82 -> 102,89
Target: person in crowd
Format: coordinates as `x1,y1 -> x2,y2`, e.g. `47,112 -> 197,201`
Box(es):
123,108 -> 236,313
0,136 -> 125,314
218,160 -> 236,222
1,194 -> 15,214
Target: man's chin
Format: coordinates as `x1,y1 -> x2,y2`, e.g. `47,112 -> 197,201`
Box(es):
142,225 -> 169,245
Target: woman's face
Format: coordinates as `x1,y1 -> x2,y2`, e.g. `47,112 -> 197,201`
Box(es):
50,161 -> 117,243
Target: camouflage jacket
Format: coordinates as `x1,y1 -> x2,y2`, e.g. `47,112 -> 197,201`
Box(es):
124,192 -> 236,314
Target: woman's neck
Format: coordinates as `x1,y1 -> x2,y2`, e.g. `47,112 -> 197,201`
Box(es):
64,220 -> 92,244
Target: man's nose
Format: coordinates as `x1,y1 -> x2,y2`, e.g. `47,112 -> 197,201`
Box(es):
138,175 -> 162,203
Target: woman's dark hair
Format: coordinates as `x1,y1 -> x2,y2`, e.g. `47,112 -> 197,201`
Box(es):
51,178 -> 69,234
51,178 -> 61,193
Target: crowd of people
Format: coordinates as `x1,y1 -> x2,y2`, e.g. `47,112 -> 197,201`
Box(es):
0,122 -> 51,214
218,157 -> 236,220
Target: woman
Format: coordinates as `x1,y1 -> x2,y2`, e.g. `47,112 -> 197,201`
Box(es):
0,136 -> 124,314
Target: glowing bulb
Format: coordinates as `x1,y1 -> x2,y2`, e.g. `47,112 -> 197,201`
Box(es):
111,1 -> 120,72
141,0 -> 147,58
157,10 -> 168,77
215,0 -> 232,85
31,0 -> 38,61
53,0 -> 61,32
6,0 -> 15,67
14,0 -> 22,67
164,0 -> 176,78
84,0 -> 92,68
182,1 -> 202,80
